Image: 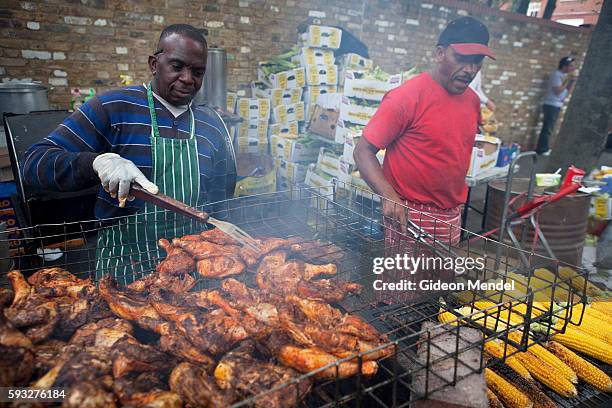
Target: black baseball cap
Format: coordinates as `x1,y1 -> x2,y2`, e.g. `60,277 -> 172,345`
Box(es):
558,56 -> 575,68
438,17 -> 496,60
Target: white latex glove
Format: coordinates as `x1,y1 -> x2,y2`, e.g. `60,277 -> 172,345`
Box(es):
92,153 -> 158,207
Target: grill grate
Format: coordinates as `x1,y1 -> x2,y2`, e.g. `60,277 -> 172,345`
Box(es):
0,182 -> 601,407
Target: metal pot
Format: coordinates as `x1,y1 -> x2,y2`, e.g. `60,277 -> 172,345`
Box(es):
194,47 -> 227,110
0,82 -> 50,117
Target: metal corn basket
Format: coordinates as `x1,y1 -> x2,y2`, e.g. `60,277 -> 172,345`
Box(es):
1,181 -> 599,407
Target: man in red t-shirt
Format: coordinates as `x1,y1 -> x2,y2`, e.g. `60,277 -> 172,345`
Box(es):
355,17 -> 495,246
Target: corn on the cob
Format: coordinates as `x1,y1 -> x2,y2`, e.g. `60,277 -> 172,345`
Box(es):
558,310 -> 612,345
438,308 -> 460,326
505,273 -> 553,303
484,340 -> 532,380
454,290 -> 486,304
486,368 -> 533,408
474,301 -> 525,325
507,332 -> 577,384
529,269 -> 573,303
590,301 -> 612,316
552,329 -> 612,365
488,388 -> 506,408
514,351 -> 577,398
491,363 -> 556,408
558,266 -> 604,297
456,306 -> 514,332
584,305 -> 612,325
568,303 -> 612,326
547,341 -> 612,392
510,302 -> 545,320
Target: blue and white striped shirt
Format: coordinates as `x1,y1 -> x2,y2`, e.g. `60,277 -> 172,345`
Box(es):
23,85 -> 235,220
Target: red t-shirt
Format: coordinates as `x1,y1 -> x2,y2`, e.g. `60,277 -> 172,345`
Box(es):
363,72 -> 480,209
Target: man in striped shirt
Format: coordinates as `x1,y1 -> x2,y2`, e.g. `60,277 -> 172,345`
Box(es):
23,24 -> 237,282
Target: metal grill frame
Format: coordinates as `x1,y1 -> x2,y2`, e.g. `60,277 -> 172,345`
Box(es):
0,181 -> 601,407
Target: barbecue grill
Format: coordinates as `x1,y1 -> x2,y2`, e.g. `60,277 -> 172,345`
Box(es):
2,181 -> 605,407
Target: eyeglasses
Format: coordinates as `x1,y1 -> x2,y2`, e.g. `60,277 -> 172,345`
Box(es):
153,49 -> 163,56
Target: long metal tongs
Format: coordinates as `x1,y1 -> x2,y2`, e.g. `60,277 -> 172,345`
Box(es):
404,218 -> 459,260
130,184 -> 261,252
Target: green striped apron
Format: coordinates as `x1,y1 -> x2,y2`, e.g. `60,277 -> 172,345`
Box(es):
95,83 -> 201,284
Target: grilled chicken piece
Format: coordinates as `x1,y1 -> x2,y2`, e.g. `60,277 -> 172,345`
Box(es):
7,270 -> 33,305
196,255 -> 246,278
34,339 -> 68,376
218,279 -> 280,327
98,276 -> 170,335
53,297 -> 93,338
173,235 -> 240,258
239,236 -> 306,267
279,303 -> 393,361
121,392 -> 182,408
0,312 -> 34,386
127,270 -> 196,295
296,278 -> 362,302
110,335 -> 175,378
69,317 -> 133,347
200,228 -> 239,246
291,240 -> 345,263
201,290 -> 273,339
113,372 -> 181,408
0,288 -> 14,308
214,341 -> 311,408
277,345 -> 378,379
170,362 -> 234,408
5,299 -> 59,343
5,271 -> 60,343
156,238 -> 196,276
62,380 -> 117,408
150,287 -> 250,355
159,328 -> 215,369
155,303 -> 248,355
34,347 -> 112,389
27,267 -> 96,299
262,330 -> 378,379
256,251 -> 337,296
286,296 -> 380,342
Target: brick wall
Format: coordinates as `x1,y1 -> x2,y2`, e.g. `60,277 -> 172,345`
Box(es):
0,0 -> 592,147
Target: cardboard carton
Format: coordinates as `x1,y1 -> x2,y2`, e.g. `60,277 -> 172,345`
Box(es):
234,120 -> 269,141
315,148 -> 352,182
339,96 -> 379,126
309,105 -> 340,142
302,25 -> 342,49
274,158 -> 308,184
304,85 -> 338,120
235,153 -> 275,196
305,64 -> 338,86
270,134 -> 322,162
467,135 -> 501,178
252,85 -> 303,107
265,67 -> 306,89
272,102 -> 305,124
269,121 -> 299,139
343,70 -> 403,102
227,92 -> 237,113
297,47 -> 335,66
338,53 -> 373,70
237,98 -> 271,121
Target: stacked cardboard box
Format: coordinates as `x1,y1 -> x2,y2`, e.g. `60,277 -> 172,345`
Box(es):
250,25 -> 345,190
231,24 -> 419,198
233,98 -> 271,154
